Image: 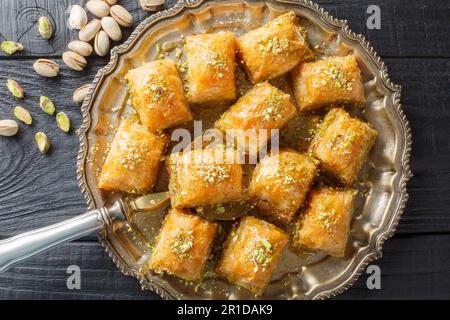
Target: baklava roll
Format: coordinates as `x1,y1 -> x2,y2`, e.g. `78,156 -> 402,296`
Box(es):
249,149 -> 318,224
236,11 -> 313,84
292,187 -> 356,258
167,147 -> 244,208
214,82 -> 297,154
216,216 -> 288,295
149,208 -> 218,281
125,59 -> 192,132
98,120 -> 167,194
291,55 -> 365,111
309,108 -> 377,186
185,31 -> 237,104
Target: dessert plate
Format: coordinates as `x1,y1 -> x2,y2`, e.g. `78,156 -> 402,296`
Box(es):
77,0 -> 412,299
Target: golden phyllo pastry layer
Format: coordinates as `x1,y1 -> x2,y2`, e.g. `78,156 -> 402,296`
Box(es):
249,149 -> 318,224
291,55 -> 365,111
309,108 -> 377,186
214,82 -> 297,154
98,120 -> 167,194
292,187 -> 356,257
149,208 -> 218,281
125,59 -> 192,132
236,11 -> 313,84
216,216 -> 288,295
167,147 -> 244,208
185,31 -> 237,104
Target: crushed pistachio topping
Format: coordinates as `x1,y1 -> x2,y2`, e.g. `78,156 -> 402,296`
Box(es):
170,231 -> 194,258
328,132 -> 356,155
329,66 -> 351,89
261,91 -> 284,121
230,230 -> 238,242
205,52 -> 228,79
250,238 -> 274,273
311,63 -> 354,91
215,205 -> 225,214
175,47 -> 183,59
142,75 -> 170,104
176,61 -> 188,73
284,174 -> 295,184
196,163 -> 230,184
118,140 -> 148,170
297,25 -> 308,38
259,36 -> 290,55
318,205 -> 337,232
325,64 -> 353,90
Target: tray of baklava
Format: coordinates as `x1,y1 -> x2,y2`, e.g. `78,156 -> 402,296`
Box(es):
77,0 -> 411,300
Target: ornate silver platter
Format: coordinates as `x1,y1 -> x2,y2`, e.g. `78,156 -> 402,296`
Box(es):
76,0 -> 412,299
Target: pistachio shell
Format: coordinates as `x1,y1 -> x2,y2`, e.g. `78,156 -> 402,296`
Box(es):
73,84 -> 90,104
105,0 -> 118,5
110,5 -> 133,27
101,16 -> 122,42
6,79 -> 24,99
13,106 -> 32,125
86,0 -> 110,18
94,30 -> 110,57
1,41 -> 23,55
0,119 -> 19,137
38,16 -> 53,39
69,5 -> 88,30
79,19 -> 101,42
33,59 -> 60,77
35,132 -> 51,153
68,40 -> 93,57
56,112 -> 71,132
39,96 -> 56,115
63,51 -> 87,71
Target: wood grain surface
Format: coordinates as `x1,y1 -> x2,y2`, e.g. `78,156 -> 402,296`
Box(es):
0,0 -> 449,300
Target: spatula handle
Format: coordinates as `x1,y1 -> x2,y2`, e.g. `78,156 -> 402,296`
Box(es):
0,201 -> 126,274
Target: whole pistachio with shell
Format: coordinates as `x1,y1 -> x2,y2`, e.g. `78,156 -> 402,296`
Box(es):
69,5 -> 88,30
0,119 -> 19,137
33,59 -> 59,77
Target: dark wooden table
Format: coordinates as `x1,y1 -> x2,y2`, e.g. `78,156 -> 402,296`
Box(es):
0,0 -> 449,300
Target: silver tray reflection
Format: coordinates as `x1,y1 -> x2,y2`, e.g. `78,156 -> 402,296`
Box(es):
76,0 -> 412,299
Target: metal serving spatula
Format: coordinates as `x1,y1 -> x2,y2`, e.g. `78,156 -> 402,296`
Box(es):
0,191 -> 252,274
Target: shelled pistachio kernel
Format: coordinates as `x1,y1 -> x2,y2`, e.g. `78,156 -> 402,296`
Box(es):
6,79 -> 24,98
56,112 -> 70,132
39,96 -> 56,115
13,106 -> 32,125
0,119 -> 19,137
1,41 -> 23,55
35,132 -> 51,153
38,16 -> 53,39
